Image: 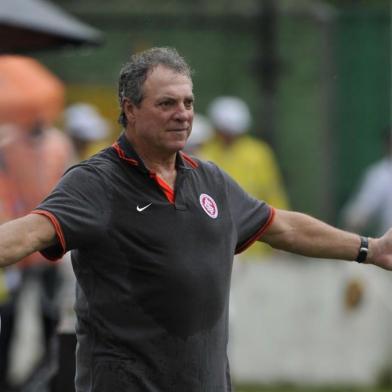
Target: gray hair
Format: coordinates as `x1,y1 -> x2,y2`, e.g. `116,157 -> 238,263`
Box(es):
118,47 -> 193,127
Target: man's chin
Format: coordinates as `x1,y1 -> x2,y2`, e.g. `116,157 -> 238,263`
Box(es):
167,140 -> 187,153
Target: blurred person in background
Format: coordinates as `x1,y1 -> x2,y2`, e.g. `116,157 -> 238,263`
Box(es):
183,113 -> 213,156
342,127 -> 392,236
63,103 -> 110,161
0,55 -> 73,391
201,96 -> 289,258
51,102 -> 110,392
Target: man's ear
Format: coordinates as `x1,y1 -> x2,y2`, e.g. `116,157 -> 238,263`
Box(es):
123,98 -> 137,125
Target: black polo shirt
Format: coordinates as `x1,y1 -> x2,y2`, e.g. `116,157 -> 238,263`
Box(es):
33,133 -> 275,392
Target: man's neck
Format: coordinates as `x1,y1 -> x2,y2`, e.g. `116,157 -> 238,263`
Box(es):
125,132 -> 178,187
144,154 -> 178,189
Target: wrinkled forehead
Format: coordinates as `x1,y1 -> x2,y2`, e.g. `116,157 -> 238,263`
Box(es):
143,65 -> 193,98
146,63 -> 192,81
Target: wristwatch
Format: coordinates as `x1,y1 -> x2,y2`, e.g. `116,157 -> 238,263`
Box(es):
356,236 -> 369,263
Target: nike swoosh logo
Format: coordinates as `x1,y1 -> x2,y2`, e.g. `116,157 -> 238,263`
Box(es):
136,203 -> 152,212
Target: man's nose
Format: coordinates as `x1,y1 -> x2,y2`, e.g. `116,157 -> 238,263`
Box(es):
174,104 -> 191,121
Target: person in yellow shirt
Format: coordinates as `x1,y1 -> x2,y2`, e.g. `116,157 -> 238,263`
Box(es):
201,96 -> 289,257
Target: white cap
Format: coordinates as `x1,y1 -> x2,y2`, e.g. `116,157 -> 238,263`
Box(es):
208,96 -> 251,135
64,103 -> 109,141
186,113 -> 213,149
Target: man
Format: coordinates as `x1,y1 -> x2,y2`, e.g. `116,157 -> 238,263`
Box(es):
0,47 -> 392,392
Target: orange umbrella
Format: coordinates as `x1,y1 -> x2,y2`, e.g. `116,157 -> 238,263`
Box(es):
0,55 -> 64,130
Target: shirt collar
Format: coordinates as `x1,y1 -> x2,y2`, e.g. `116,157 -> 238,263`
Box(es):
112,132 -> 199,172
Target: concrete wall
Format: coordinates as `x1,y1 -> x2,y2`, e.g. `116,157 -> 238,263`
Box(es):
229,254 -> 392,386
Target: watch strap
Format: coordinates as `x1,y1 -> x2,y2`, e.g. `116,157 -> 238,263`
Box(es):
356,236 -> 369,263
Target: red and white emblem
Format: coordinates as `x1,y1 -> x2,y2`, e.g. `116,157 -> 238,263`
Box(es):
199,193 -> 218,219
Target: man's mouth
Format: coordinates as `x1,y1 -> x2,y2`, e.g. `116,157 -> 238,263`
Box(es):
168,128 -> 188,132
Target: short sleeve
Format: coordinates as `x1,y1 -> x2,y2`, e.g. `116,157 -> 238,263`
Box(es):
220,168 -> 275,254
32,164 -> 109,260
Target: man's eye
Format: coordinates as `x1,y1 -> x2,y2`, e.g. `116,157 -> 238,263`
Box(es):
160,101 -> 173,107
184,100 -> 194,109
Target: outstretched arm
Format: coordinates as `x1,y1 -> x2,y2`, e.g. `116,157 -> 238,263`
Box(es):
260,209 -> 392,270
0,213 -> 56,268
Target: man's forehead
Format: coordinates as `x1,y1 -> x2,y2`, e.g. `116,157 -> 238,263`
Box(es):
143,66 -> 193,98
145,66 -> 191,85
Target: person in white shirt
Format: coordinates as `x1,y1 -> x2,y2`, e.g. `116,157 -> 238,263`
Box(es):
342,128 -> 392,235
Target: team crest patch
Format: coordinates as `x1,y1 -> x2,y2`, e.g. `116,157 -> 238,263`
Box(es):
199,193 -> 218,219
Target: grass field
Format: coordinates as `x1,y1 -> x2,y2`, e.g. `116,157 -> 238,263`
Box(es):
235,385 -> 392,392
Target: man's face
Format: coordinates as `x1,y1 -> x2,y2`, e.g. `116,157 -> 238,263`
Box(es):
124,65 -> 194,156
